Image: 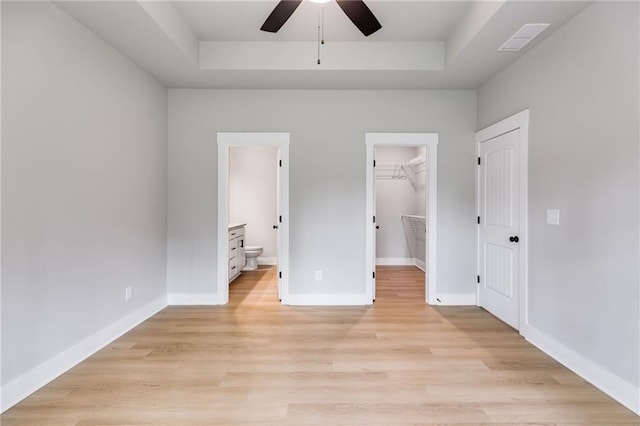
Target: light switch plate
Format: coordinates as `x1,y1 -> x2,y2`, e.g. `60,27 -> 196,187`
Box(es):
125,286 -> 133,301
546,209 -> 560,225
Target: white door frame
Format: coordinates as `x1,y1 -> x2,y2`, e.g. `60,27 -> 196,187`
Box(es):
217,132 -> 290,304
475,110 -> 529,329
365,133 -> 439,304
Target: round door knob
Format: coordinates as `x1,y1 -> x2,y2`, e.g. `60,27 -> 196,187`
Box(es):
376,225 -> 380,229
273,225 -> 278,229
509,236 -> 519,243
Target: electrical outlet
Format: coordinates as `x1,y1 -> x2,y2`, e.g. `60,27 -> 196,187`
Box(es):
315,270 -> 323,281
125,286 -> 133,301
546,209 -> 560,225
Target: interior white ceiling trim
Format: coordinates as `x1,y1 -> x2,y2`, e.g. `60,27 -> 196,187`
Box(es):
54,0 -> 593,89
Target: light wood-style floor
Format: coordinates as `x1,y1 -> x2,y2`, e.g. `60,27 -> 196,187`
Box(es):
2,266 -> 637,425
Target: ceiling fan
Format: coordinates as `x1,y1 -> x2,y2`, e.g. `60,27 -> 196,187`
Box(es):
261,0 -> 382,37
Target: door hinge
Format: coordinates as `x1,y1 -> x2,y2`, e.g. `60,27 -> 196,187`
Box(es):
279,271 -> 282,279
279,215 -> 282,223
279,159 -> 282,167
477,157 -> 481,165
373,160 -> 376,167
477,275 -> 480,284
373,271 -> 376,279
477,216 -> 480,225
373,215 -> 376,223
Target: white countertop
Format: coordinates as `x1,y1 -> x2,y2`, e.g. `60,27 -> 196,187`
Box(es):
228,223 -> 246,230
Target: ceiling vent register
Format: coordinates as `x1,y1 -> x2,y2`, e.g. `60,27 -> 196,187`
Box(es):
499,23 -> 550,52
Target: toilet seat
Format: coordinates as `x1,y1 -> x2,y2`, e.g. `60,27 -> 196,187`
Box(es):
243,245 -> 263,271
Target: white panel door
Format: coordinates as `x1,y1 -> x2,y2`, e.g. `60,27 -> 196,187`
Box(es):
478,129 -> 521,329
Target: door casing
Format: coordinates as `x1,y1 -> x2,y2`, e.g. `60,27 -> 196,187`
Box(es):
217,132 -> 290,304
365,133 -> 439,304
475,110 -> 529,330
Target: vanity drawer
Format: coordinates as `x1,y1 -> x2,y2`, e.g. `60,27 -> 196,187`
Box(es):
229,227 -> 245,240
228,238 -> 238,257
229,257 -> 239,278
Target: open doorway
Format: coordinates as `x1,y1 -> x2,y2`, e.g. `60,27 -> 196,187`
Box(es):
228,145 -> 279,305
365,133 -> 438,304
217,133 -> 290,305
375,146 -> 427,302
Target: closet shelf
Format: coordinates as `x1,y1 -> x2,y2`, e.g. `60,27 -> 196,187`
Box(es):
401,215 -> 426,272
375,164 -> 407,180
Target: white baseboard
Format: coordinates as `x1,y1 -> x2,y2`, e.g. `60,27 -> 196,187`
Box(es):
522,323 -> 640,415
433,293 -> 476,306
376,257 -> 413,266
167,293 -> 221,305
284,293 -> 371,306
1,295 -> 167,413
376,258 -> 427,272
258,257 -> 277,266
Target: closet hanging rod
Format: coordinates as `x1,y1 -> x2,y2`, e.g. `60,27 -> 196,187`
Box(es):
375,164 -> 407,180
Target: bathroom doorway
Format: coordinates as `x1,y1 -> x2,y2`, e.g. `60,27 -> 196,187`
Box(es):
217,133 -> 290,305
365,133 -> 438,304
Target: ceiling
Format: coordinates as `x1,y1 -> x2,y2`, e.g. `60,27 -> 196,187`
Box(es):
55,0 -> 592,89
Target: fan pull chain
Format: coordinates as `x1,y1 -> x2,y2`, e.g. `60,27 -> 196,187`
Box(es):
321,7 -> 325,45
317,8 -> 322,65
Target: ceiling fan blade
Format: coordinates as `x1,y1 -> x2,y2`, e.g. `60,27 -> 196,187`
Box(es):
336,0 -> 381,37
260,0 -> 303,33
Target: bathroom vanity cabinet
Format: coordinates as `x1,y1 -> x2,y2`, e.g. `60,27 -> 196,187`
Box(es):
228,223 -> 246,283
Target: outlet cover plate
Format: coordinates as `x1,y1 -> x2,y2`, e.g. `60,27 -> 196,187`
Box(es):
546,209 -> 560,225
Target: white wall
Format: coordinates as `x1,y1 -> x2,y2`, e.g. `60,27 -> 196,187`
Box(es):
478,0 -> 639,394
168,90 -> 477,300
229,146 -> 278,261
1,0 -> 168,393
375,146 -> 419,261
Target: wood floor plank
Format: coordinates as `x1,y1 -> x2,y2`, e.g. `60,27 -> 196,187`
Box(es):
2,266 -> 637,425
286,402 -> 491,424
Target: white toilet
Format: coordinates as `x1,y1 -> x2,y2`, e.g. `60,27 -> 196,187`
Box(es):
243,246 -> 263,271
